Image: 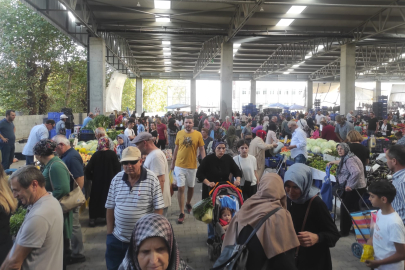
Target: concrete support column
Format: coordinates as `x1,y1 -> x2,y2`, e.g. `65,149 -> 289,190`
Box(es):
306,80 -> 313,110
374,80 -> 381,101
340,43 -> 356,115
250,79 -> 256,105
89,37 -> 106,114
136,78 -> 143,115
220,42 -> 233,120
191,79 -> 196,113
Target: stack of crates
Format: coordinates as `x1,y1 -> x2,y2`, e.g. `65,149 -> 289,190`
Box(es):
47,112 -> 72,139
314,99 -> 321,112
378,95 -> 388,119
242,103 -> 259,116
321,106 -> 328,115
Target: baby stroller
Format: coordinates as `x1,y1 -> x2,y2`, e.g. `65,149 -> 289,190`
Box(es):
207,181 -> 244,261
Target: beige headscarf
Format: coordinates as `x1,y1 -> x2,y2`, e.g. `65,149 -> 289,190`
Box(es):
222,173 -> 299,259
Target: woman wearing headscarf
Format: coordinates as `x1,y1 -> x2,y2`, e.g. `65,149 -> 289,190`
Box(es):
116,134 -> 128,160
249,130 -> 278,181
118,214 -> 193,270
327,143 -> 366,237
225,126 -> 239,156
284,164 -> 340,270
197,140 -> 242,244
34,139 -> 73,269
167,118 -> 179,153
223,173 -> 299,270
85,137 -> 121,227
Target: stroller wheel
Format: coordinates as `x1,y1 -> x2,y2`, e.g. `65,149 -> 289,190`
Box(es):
351,243 -> 363,259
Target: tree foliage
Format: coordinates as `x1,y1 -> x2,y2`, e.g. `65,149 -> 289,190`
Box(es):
121,79 -> 136,112
0,0 -> 87,115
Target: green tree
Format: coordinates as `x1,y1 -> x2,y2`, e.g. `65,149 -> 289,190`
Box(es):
143,79 -> 170,113
121,79 -> 136,112
0,0 -> 86,114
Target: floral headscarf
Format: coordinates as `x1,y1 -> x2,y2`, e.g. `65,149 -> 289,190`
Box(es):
118,214 -> 192,270
97,137 -> 110,151
33,139 -> 56,156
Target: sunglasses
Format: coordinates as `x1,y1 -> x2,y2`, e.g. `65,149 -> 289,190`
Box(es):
122,160 -> 139,166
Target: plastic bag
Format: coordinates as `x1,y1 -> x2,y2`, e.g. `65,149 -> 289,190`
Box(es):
360,244 -> 374,262
169,170 -> 174,185
192,197 -> 213,224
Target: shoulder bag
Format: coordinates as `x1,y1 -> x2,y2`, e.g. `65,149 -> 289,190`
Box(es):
212,207 -> 282,270
295,195 -> 317,266
49,160 -> 86,213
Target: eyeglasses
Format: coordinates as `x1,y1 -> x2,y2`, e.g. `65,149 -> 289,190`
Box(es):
122,160 -> 139,166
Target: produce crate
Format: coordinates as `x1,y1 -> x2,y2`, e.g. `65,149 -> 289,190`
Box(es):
79,133 -> 95,142
49,129 -> 56,138
323,154 -> 341,162
80,129 -> 93,134
265,156 -> 282,168
65,130 -> 72,138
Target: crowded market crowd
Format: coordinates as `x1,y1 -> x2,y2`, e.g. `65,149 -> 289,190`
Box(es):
1,108 -> 405,270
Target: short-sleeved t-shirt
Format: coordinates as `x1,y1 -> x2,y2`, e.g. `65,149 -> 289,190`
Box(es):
368,118 -> 379,131
334,121 -> 354,141
157,124 -> 167,140
143,149 -> 171,208
61,147 -> 84,190
9,194 -> 63,270
233,154 -> 258,186
0,118 -> 15,144
373,210 -> 405,270
175,130 -> 204,169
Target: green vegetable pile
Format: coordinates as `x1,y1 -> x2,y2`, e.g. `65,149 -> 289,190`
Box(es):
107,129 -> 123,140
192,197 -> 213,224
10,207 -> 27,236
84,115 -> 112,132
307,156 -> 338,176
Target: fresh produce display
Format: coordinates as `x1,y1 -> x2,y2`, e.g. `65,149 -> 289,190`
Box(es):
80,153 -> 92,163
366,158 -> 390,186
306,138 -> 338,156
10,207 -> 27,236
83,115 -> 112,132
280,147 -> 291,157
307,156 -> 338,176
107,129 -> 123,140
192,197 -> 213,224
75,140 -> 98,154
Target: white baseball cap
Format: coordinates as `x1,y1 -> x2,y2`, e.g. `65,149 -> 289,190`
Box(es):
60,114 -> 68,119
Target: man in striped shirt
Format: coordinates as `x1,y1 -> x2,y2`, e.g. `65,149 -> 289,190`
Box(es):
386,145 -> 405,224
105,146 -> 164,270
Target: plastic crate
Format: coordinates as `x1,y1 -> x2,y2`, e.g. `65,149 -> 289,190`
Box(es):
49,129 -> 56,138
80,129 -> 93,134
65,130 -> 71,138
265,156 -> 282,168
48,112 -> 57,119
79,133 -> 95,142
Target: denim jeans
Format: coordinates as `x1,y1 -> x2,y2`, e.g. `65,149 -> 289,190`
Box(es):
105,234 -> 129,270
367,130 -> 375,137
0,143 -> 15,169
208,223 -> 215,239
25,155 -> 34,165
294,154 -> 307,164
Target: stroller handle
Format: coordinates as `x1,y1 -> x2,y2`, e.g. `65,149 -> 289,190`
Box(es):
208,181 -> 241,196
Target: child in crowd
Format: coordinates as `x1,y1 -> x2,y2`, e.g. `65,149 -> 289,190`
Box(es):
354,122 -> 363,134
219,207 -> 233,237
365,181 -> 405,270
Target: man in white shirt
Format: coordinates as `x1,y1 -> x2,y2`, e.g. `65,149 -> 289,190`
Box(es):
124,119 -> 136,140
22,120 -> 55,165
134,132 -> 171,217
315,111 -> 324,125
346,111 -> 354,123
287,121 -> 308,164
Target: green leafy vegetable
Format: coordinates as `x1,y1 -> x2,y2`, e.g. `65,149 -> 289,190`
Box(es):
10,207 -> 27,236
85,115 -> 112,132
192,197 -> 213,223
107,130 -> 123,140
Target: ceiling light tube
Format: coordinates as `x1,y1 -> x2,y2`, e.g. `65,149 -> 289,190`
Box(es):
154,1 -> 171,9
286,6 -> 307,14
276,19 -> 294,26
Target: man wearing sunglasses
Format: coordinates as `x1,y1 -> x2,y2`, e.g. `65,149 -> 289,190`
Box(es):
104,146 -> 164,270
134,132 -> 171,217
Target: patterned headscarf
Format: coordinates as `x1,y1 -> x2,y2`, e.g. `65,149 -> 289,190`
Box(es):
212,140 -> 227,153
204,119 -> 210,130
118,214 -> 192,270
256,130 -> 267,141
33,139 -> 56,156
336,143 -> 355,176
97,137 -> 110,151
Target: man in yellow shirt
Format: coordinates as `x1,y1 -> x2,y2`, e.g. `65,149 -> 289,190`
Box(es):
171,116 -> 206,224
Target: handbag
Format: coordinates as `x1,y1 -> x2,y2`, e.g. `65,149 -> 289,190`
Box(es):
212,207 -> 282,270
295,196 -> 317,266
49,160 -> 86,213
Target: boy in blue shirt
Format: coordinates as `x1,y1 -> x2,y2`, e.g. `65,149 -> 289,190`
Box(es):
366,181 -> 405,269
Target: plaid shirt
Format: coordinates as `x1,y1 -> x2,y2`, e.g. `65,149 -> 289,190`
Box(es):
392,168 -> 405,224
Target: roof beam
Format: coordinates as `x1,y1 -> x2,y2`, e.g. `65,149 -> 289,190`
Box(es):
193,36 -> 224,78
253,0 -> 405,80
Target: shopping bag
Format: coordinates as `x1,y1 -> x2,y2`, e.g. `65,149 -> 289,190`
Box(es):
169,170 -> 174,185
320,165 -> 333,211
360,244 -> 374,262
192,197 -> 213,224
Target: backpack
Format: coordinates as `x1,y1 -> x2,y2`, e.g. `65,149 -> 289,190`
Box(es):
212,207 -> 281,270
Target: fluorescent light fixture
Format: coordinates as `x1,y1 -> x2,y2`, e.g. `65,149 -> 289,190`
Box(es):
154,0 -> 171,9
283,72 -> 290,74
233,49 -> 238,53
317,45 -> 324,50
276,19 -> 294,26
233,43 -> 241,48
286,6 -> 307,14
163,47 -> 171,51
287,69 -> 294,72
164,61 -> 171,65
305,53 -> 312,59
293,64 -> 300,68
359,72 -> 364,75
163,52 -> 171,56
155,16 -> 170,22
162,41 -> 171,45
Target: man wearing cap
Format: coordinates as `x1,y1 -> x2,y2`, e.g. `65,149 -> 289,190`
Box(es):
56,114 -> 68,135
105,146 -> 164,270
171,116 -> 206,224
134,132 -> 171,217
